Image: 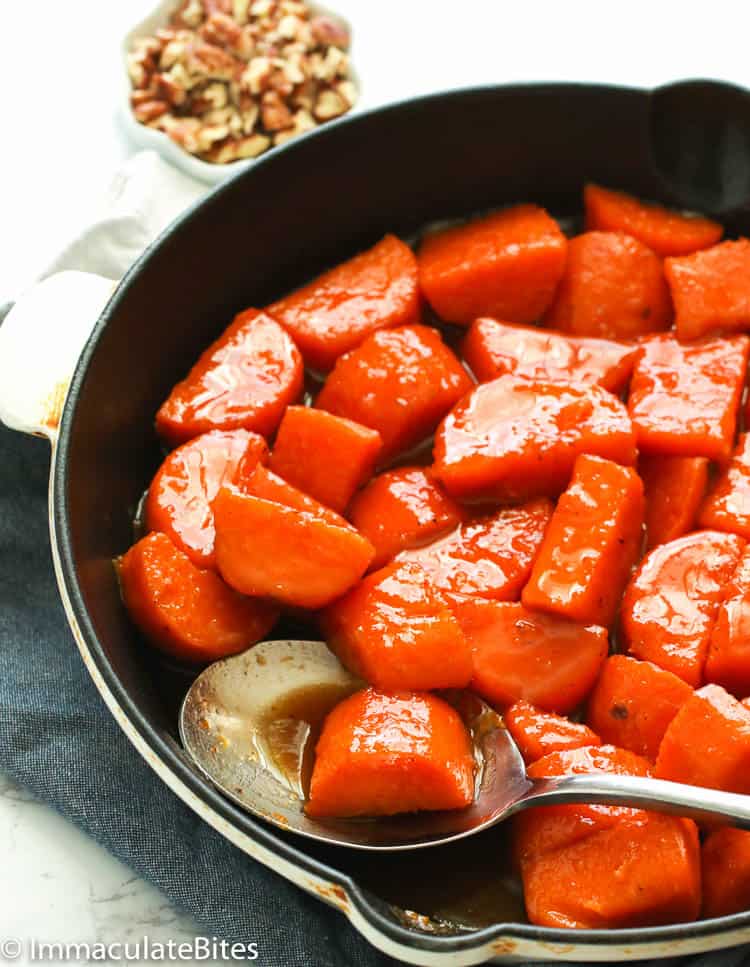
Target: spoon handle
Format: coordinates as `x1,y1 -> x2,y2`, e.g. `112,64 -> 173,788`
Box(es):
522,773 -> 750,830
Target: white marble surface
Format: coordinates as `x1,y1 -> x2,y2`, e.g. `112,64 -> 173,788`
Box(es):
2,0 -> 750,963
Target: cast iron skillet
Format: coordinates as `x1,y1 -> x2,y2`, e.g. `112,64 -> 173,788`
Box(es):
27,84 -> 750,962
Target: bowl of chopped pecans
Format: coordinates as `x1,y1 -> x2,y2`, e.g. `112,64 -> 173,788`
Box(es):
121,0 -> 359,183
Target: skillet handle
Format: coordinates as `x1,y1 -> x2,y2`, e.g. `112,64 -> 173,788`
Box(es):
0,271 -> 117,442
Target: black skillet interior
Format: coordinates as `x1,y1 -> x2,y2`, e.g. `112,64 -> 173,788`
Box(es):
54,83 -> 750,953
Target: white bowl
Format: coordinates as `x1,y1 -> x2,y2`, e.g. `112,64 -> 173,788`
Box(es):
119,0 -> 361,185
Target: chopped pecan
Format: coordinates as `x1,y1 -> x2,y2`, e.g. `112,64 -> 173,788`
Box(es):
313,87 -> 347,121
261,90 -> 294,130
133,99 -> 170,123
186,41 -> 237,80
310,15 -> 349,49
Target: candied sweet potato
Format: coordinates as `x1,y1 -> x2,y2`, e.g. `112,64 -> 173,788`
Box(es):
522,454 -> 645,627
705,547 -> 750,697
640,454 -> 709,550
266,234 -> 420,371
316,324 -> 472,462
505,700 -> 600,764
698,432 -> 750,540
156,309 -> 303,446
118,532 -> 278,663
306,687 -> 475,818
242,464 -> 346,526
702,828 -> 750,918
417,205 -> 567,326
433,375 -> 636,502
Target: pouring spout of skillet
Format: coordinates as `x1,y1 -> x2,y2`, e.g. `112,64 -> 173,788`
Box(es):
649,79 -> 750,219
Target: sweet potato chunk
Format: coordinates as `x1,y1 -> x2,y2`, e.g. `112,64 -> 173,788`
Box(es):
457,600 -> 607,713
321,561 -> 472,691
266,234 -> 420,371
622,530 -> 745,686
316,324 -> 472,462
705,547 -> 750,697
156,309 -> 303,446
698,432 -> 750,540
586,655 -> 692,761
213,483 -> 374,608
461,317 -> 638,393
665,238 -> 750,341
398,499 -> 552,611
584,184 -> 723,257
242,464 -> 346,526
118,532 -> 278,663
522,454 -> 644,627
269,406 -> 382,513
348,467 -> 465,570
640,455 -> 709,550
306,688 -> 475,818
417,205 -> 567,326
542,231 -> 672,340
655,684 -> 750,793
702,828 -> 750,918
433,375 -> 636,502
144,429 -> 268,570
505,701 -> 600,764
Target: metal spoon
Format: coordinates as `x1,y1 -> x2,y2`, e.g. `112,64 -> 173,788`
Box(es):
180,639 -> 750,851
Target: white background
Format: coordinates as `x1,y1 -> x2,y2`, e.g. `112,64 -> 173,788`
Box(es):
1,1 -> 749,963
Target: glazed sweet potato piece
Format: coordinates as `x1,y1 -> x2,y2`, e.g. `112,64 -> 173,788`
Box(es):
433,375 -> 636,502
321,561 -> 473,691
156,309 -> 303,446
417,205 -> 567,326
118,532 -> 278,663
316,324 -> 473,462
213,483 -> 374,608
542,231 -> 672,340
655,683 -> 750,793
269,406 -> 382,513
665,238 -> 750,341
698,432 -> 750,540
705,547 -> 750,697
586,655 -> 692,761
348,467 -> 465,570
628,333 -> 748,462
266,234 -> 420,371
640,454 -> 709,550
144,428 -> 268,570
398,498 -> 552,612
306,688 -> 475,818
584,184 -> 723,257
622,530 -> 745,686
505,701 -> 600,764
702,828 -> 750,918
457,600 -> 607,714
461,317 -> 638,393
522,454 -> 645,627
242,464 -> 346,526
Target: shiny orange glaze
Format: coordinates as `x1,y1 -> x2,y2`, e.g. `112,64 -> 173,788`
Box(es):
542,231 -> 672,340
705,547 -> 750,697
461,317 -> 639,393
627,333 -> 749,461
586,655 -> 692,761
144,428 -> 268,569
117,532 -> 278,663
269,406 -> 382,513
156,309 -> 303,447
266,235 -> 420,372
433,375 -> 636,502
315,324 -> 472,463
655,683 -> 750,794
584,184 -> 723,257
699,432 -> 750,539
702,828 -> 750,918
665,238 -> 750,341
398,498 -> 552,610
348,467 -> 465,570
505,700 -> 600,764
213,484 -> 374,609
622,530 -> 745,686
243,464 -> 348,527
457,599 -> 607,714
640,454 -> 709,550
522,454 -> 645,627
321,560 -> 473,691
306,687 -> 475,818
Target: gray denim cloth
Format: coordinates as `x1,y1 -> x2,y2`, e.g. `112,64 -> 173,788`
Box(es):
1,422 -> 750,967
